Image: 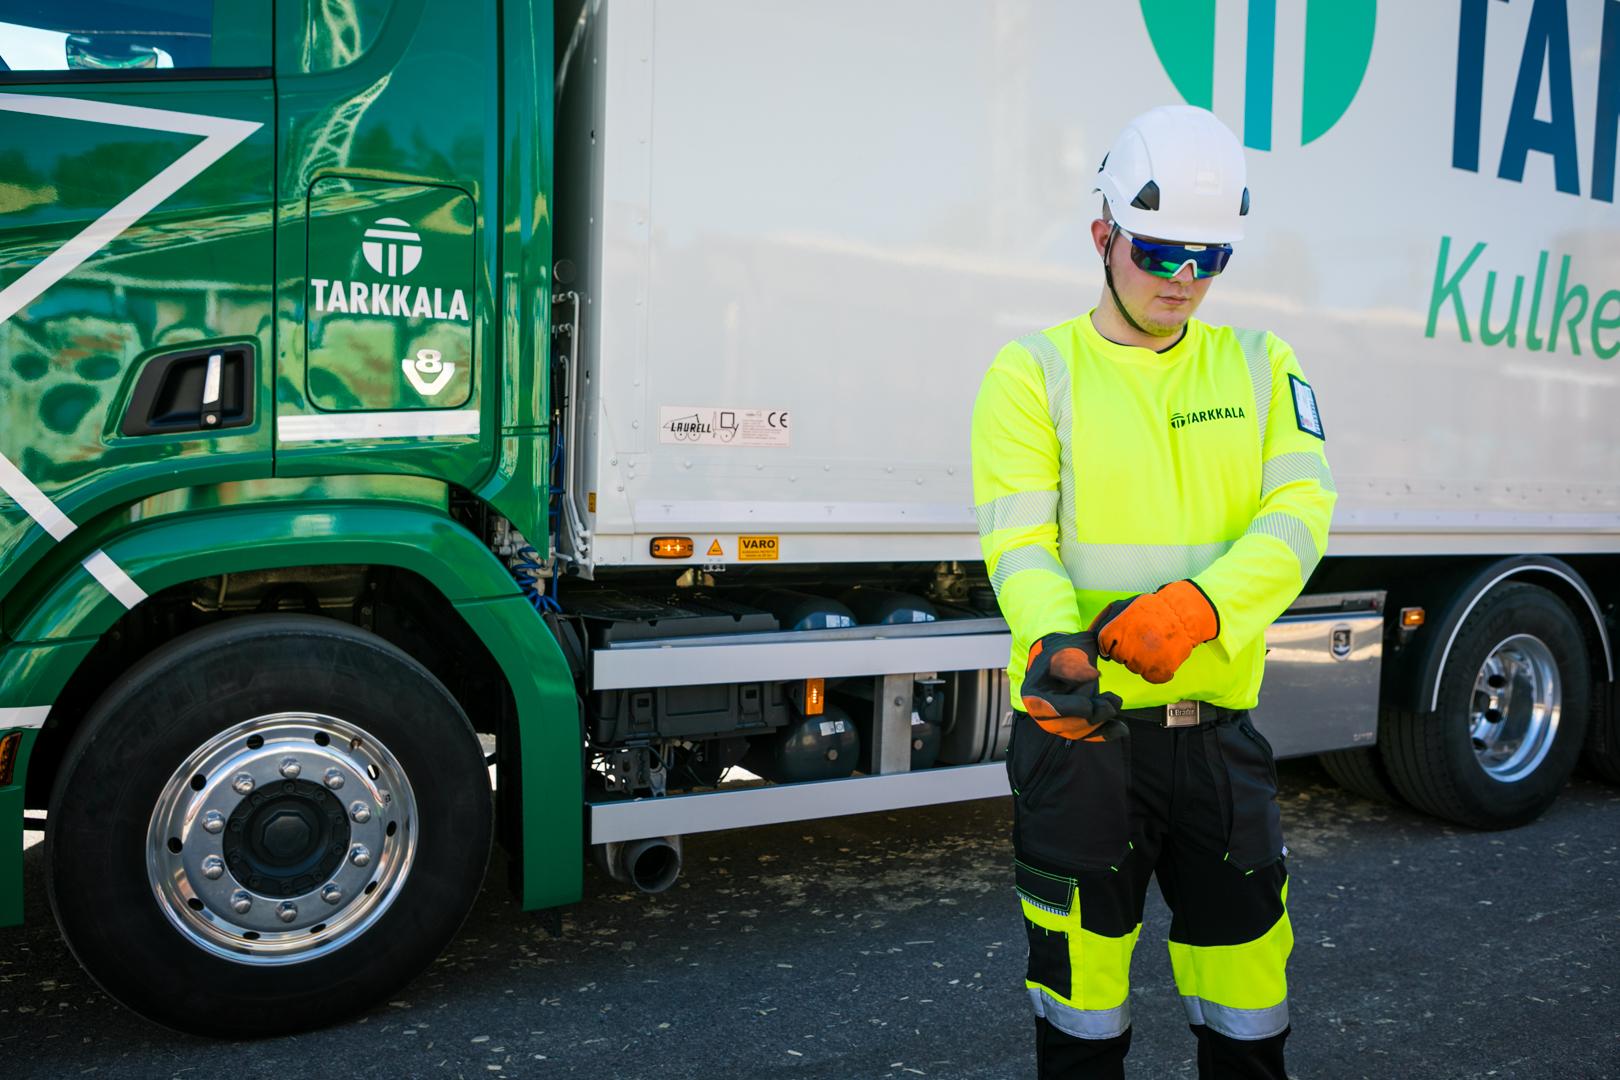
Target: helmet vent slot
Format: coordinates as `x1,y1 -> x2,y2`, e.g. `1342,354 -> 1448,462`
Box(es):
1130,181 -> 1160,211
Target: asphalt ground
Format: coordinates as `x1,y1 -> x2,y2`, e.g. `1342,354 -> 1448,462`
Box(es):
2,758 -> 1617,1080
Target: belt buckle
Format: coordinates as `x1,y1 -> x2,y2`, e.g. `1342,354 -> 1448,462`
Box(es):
1164,701 -> 1201,728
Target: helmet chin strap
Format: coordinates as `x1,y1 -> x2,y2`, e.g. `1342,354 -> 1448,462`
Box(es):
1103,224 -> 1153,336
1101,220 -> 1153,333
1103,223 -> 1186,347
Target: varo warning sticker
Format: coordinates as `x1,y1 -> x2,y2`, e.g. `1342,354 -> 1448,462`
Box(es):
1289,374 -> 1325,439
739,535 -> 779,561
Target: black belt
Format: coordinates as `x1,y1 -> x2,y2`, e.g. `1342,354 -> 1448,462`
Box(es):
1119,701 -> 1235,729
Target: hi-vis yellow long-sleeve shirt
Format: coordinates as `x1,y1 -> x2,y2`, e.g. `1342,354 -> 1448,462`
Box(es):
971,311 -> 1337,710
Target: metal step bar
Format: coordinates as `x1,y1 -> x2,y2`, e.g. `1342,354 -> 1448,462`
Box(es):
592,617 -> 1012,690
588,761 -> 1009,844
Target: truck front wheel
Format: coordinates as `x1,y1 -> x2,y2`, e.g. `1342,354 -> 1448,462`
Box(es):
1382,583 -> 1589,829
45,615 -> 492,1037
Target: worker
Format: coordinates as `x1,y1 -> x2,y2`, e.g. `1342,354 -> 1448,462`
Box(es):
971,105 -> 1337,1079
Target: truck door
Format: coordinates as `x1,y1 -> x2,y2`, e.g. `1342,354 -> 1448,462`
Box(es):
271,0 -> 497,489
0,1 -> 275,604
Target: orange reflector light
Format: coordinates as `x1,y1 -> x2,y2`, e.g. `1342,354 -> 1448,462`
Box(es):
0,730 -> 22,788
649,536 -> 694,559
804,678 -> 825,716
1400,606 -> 1426,628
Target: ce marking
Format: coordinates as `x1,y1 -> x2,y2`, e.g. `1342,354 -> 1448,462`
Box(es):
767,411 -> 790,429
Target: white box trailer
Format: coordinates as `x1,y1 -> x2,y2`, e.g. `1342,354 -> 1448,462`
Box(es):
552,0 -> 1619,874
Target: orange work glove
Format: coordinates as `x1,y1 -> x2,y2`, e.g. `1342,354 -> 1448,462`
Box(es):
1090,580 -> 1219,685
1020,631 -> 1126,741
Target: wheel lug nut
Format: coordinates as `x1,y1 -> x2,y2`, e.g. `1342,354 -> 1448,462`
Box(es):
203,810 -> 226,834
201,855 -> 226,880
323,768 -> 345,790
232,773 -> 255,795
349,801 -> 372,824
349,844 -> 371,868
279,757 -> 302,779
321,883 -> 343,905
276,901 -> 298,923
230,890 -> 252,914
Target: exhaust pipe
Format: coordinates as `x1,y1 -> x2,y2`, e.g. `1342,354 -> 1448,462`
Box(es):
593,835 -> 683,894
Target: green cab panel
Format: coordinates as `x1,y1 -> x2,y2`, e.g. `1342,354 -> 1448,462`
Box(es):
307,178 -> 476,411
0,74 -> 275,629
272,0 -> 501,490
0,730 -> 37,928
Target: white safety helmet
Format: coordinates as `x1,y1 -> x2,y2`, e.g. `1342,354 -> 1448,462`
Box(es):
1093,105 -> 1250,244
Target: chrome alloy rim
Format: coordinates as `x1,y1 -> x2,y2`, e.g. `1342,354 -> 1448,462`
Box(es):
1469,634 -> 1561,784
146,713 -> 417,965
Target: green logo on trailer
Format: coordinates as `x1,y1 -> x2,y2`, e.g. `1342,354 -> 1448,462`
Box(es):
1139,0 -> 1376,150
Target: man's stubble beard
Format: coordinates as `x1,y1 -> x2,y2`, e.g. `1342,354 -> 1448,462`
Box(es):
1133,301 -> 1193,338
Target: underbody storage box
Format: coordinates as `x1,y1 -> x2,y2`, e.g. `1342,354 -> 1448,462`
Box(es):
590,680 -> 792,744
571,588 -> 793,742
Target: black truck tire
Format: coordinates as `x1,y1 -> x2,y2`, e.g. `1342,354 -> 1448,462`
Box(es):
1318,744 -> 1403,806
1579,677 -> 1620,785
1381,583 -> 1589,830
45,615 -> 492,1037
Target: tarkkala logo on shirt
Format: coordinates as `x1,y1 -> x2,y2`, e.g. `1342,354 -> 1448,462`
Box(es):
1170,405 -> 1247,430
1140,0 -> 1376,151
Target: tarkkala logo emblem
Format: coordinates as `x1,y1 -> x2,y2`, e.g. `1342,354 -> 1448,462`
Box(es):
1140,0 -> 1376,150
311,215 -> 470,323
1170,404 -> 1247,430
362,217 -> 422,277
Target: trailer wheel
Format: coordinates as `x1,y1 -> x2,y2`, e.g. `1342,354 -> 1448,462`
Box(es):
1580,679 -> 1620,785
1382,583 -> 1589,829
1318,745 -> 1402,805
45,615 -> 491,1037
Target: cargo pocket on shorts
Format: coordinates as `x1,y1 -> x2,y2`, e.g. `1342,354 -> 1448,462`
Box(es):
1015,861 -> 1074,999
1213,715 -> 1285,871
1009,711 -> 1132,873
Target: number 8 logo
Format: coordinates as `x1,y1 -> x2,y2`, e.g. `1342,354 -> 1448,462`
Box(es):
402,347 -> 455,397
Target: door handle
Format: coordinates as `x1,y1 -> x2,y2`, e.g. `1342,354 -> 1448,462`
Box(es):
121,344 -> 254,436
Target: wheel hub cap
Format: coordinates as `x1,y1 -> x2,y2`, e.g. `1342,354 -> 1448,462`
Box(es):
223,781 -> 350,898
146,713 -> 417,965
1469,634 -> 1561,784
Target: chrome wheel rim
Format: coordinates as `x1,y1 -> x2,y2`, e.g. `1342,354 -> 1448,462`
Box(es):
146,713 -> 417,966
1469,634 -> 1561,784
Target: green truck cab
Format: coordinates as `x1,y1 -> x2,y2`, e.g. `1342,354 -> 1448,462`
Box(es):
1,0 -> 579,1034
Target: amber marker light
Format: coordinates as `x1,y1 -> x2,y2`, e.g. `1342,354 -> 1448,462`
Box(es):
0,731 -> 22,787
1400,607 -> 1426,628
649,537 -> 694,559
804,678 -> 825,716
